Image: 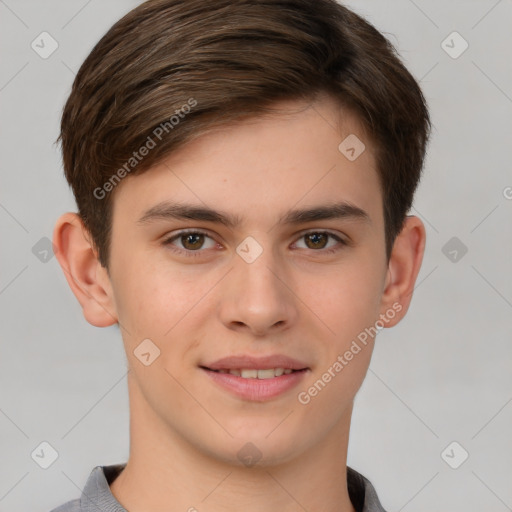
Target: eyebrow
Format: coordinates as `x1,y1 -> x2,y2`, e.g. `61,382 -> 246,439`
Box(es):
137,200 -> 371,228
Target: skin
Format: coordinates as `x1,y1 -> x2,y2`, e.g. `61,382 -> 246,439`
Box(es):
54,94 -> 425,512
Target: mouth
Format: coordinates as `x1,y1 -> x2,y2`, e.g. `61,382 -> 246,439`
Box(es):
200,356 -> 310,401
201,367 -> 307,379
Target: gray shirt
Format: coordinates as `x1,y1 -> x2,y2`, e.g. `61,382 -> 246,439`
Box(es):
49,463 -> 388,512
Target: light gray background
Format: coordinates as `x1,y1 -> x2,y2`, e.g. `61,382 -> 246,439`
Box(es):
1,1 -> 511,511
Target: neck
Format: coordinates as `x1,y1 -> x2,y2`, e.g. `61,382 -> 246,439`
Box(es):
110,374 -> 357,512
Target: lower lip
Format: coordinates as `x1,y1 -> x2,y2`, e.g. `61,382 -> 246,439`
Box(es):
202,368 -> 308,401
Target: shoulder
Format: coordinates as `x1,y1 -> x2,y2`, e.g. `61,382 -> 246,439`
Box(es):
48,498 -> 81,512
347,466 -> 388,512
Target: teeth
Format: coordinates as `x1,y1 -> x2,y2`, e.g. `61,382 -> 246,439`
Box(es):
218,368 -> 294,379
257,369 -> 275,379
240,369 -> 258,378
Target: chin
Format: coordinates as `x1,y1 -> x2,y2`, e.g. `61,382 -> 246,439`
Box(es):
203,430 -> 307,469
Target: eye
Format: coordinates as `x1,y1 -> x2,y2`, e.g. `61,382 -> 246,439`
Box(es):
162,229 -> 348,258
293,231 -> 347,253
163,229 -> 217,256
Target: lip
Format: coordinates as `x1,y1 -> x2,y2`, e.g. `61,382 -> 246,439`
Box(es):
200,354 -> 310,402
202,367 -> 309,401
203,354 -> 309,371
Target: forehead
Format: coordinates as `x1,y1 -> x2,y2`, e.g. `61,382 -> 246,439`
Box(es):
112,96 -> 383,231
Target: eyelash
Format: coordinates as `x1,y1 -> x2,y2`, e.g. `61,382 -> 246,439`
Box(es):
162,229 -> 347,258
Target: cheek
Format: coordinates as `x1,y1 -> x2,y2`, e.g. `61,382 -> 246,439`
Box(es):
297,274 -> 381,417
111,262 -> 215,351
302,260 -> 384,343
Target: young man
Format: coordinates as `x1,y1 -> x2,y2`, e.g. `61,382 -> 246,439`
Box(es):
51,0 -> 430,510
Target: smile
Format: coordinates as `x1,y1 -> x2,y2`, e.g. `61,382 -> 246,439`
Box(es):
210,368 -> 296,378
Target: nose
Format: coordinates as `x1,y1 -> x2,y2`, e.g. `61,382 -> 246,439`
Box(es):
218,244 -> 298,336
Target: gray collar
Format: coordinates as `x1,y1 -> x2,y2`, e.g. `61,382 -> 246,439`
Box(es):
75,463 -> 387,512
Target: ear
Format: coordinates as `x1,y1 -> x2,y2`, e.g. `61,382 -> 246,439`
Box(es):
379,215 -> 426,327
53,212 -> 118,327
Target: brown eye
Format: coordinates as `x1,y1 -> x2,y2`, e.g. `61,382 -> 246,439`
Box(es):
304,232 -> 329,249
294,231 -> 345,252
181,233 -> 205,250
163,230 -> 217,256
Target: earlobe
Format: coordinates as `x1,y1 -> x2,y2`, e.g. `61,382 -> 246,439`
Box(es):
53,212 -> 118,327
379,215 -> 426,327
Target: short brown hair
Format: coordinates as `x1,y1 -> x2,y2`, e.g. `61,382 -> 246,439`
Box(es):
58,0 -> 430,268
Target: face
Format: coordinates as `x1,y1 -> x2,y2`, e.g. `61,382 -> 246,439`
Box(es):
106,96 -> 393,466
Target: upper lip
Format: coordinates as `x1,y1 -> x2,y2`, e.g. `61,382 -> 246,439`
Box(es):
203,354 -> 309,371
